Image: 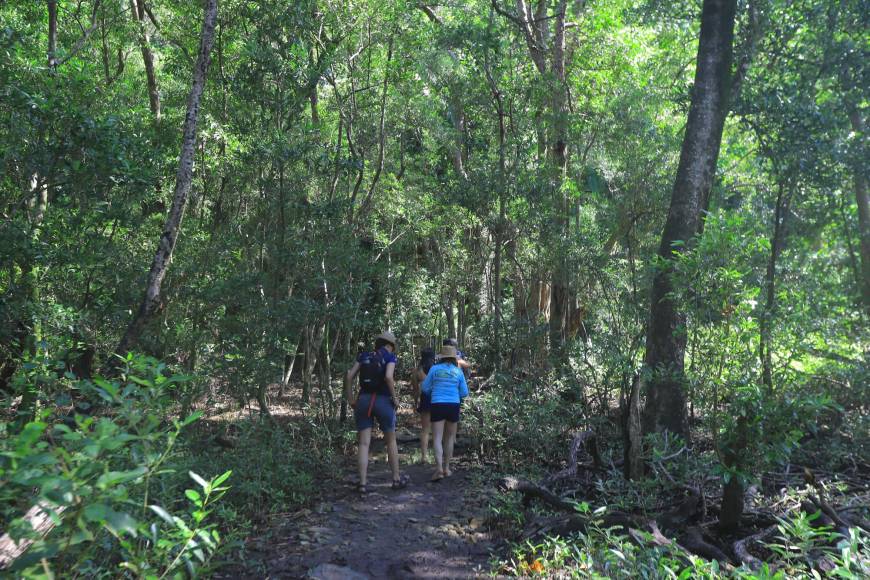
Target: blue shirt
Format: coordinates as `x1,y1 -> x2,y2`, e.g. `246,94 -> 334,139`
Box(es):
421,362 -> 469,404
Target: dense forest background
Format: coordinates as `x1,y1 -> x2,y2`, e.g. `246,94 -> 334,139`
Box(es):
1,0 -> 867,577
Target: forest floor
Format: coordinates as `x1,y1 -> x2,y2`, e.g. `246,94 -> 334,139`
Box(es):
224,405 -> 502,579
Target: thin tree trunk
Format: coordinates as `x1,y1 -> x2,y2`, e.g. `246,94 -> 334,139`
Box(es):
847,110 -> 870,313
131,0 -> 161,120
642,0 -> 737,439
357,35 -> 393,218
759,183 -> 790,392
47,0 -> 58,69
280,333 -> 302,397
115,0 -> 219,358
548,0 -> 570,351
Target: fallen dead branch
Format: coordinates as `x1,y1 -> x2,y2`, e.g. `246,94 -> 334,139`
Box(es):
0,502 -> 66,570
545,430 -> 603,487
498,477 -> 577,512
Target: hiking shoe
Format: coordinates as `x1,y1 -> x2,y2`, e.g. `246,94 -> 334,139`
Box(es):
391,474 -> 410,490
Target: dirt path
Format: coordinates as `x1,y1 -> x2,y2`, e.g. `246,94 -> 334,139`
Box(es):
248,433 -> 500,579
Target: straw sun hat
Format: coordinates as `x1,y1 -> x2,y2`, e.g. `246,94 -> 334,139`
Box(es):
375,331 -> 397,348
437,345 -> 458,361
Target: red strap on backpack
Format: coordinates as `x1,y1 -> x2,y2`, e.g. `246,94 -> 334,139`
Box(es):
366,393 -> 377,418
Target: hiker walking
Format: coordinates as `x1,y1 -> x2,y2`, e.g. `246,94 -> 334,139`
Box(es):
344,331 -> 410,493
442,337 -> 471,377
421,344 -> 469,481
410,347 -> 437,463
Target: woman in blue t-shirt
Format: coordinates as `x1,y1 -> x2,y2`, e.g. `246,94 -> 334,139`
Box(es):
343,331 -> 409,494
421,345 -> 469,481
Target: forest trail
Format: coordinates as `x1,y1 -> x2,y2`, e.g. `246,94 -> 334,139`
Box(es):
246,430 -> 499,579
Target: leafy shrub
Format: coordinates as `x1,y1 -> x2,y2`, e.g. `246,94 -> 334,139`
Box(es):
0,354 -> 230,577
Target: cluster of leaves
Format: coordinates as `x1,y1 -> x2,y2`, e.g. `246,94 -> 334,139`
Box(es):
499,513 -> 869,578
0,355 -> 230,577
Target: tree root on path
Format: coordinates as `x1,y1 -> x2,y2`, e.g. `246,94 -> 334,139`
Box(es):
733,525 -> 777,571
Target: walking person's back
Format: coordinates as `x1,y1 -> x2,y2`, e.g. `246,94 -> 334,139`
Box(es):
421,345 -> 469,480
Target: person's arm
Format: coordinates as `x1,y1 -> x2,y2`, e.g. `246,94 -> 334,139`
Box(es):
458,358 -> 471,370
457,368 -> 469,401
385,362 -> 397,404
344,362 -> 360,407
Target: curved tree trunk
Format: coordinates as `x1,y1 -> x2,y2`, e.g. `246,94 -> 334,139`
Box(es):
115,0 -> 219,359
642,0 -> 738,438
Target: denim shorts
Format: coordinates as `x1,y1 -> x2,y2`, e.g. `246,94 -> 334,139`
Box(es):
354,392 -> 397,432
430,402 -> 460,423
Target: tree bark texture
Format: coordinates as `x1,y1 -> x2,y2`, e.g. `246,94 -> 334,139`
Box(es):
642,0 -> 737,438
116,0 -> 219,358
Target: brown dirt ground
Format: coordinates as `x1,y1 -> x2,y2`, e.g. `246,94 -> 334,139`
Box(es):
228,397 -> 503,579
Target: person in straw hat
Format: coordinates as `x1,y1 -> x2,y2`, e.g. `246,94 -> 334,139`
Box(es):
344,331 -> 410,494
420,344 -> 469,481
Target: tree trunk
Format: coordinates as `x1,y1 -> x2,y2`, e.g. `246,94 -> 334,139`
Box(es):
547,0 -> 570,352
131,0 -> 161,120
47,0 -> 58,69
759,183 -> 789,392
719,415 -> 748,532
847,110 -> 870,313
642,0 -> 737,439
115,0 -> 219,358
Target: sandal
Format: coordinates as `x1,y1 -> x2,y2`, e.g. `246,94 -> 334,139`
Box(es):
357,483 -> 369,495
430,471 -> 445,482
391,474 -> 411,490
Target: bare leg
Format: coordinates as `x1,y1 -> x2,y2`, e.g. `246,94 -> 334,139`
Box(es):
444,421 -> 458,476
420,411 -> 431,463
384,431 -> 400,481
431,420 -> 446,478
358,428 -> 372,485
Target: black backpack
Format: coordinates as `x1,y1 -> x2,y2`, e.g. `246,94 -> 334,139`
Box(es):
358,350 -> 386,393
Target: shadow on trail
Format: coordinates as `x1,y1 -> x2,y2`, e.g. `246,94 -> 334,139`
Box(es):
256,436 -> 498,579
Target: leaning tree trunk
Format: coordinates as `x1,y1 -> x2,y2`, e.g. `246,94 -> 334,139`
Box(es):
642,0 -> 737,439
115,0 -> 218,358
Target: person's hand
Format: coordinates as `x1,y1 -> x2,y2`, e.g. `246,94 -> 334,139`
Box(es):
350,399 -> 357,410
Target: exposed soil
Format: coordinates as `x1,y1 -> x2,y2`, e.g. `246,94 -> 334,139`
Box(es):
235,422 -> 500,579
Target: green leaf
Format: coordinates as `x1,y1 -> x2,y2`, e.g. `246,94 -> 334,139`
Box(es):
149,504 -> 174,525
189,471 -> 209,490
185,489 -> 202,506
96,466 -> 147,489
212,470 -> 232,488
